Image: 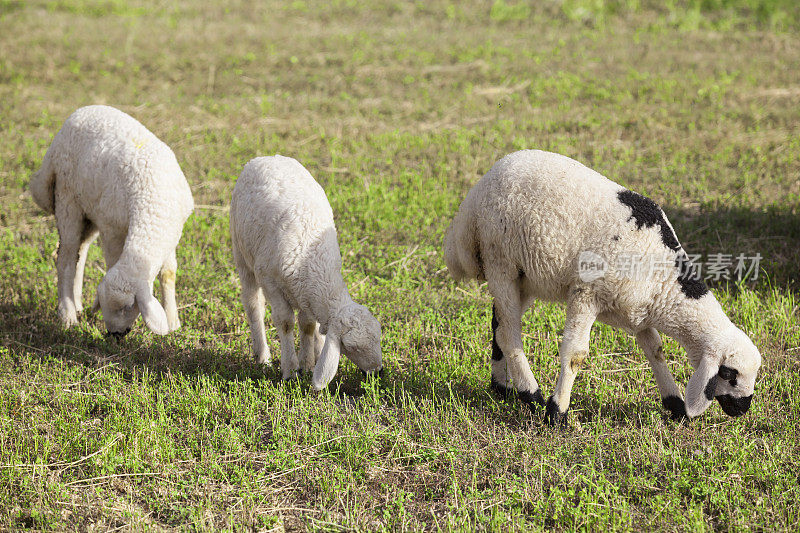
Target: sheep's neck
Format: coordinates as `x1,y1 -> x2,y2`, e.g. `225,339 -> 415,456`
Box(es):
655,293 -> 731,358
303,235 -> 351,331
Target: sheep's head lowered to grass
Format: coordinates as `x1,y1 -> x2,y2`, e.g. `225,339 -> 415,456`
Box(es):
685,324 -> 762,418
312,303 -> 382,391
96,267 -> 170,338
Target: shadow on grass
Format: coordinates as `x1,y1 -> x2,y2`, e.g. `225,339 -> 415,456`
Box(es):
669,203 -> 800,292
0,296 -> 592,429
0,297 -> 280,384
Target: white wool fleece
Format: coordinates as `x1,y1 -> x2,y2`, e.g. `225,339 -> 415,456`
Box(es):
444,149 -> 761,424
29,105 -> 194,336
230,155 -> 382,390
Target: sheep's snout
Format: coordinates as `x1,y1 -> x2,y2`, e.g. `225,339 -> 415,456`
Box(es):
105,327 -> 131,341
360,367 -> 385,379
716,394 -> 752,417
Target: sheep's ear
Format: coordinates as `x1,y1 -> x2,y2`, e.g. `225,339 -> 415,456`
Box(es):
312,332 -> 341,391
685,358 -> 718,418
136,286 -> 169,335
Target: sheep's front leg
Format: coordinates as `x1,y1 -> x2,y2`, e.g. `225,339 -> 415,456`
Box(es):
92,231 -> 126,314
159,250 -> 180,331
545,296 -> 596,428
487,275 -> 544,409
298,309 -> 324,374
73,222 -> 98,314
636,328 -> 686,420
265,288 -> 299,380
55,197 -> 86,327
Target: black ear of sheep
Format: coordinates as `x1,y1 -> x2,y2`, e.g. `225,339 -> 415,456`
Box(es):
718,365 -> 738,383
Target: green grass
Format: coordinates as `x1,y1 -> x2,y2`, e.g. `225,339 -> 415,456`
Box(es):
1,0 -> 799,530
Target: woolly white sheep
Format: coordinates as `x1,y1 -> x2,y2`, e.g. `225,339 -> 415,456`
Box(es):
230,155 -> 382,390
29,105 -> 194,337
444,149 -> 761,425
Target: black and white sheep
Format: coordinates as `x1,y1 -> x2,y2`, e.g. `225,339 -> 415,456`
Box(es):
230,155 -> 382,390
29,105 -> 194,337
444,150 -> 761,425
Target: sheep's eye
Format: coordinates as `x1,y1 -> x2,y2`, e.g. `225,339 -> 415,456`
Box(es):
718,365 -> 738,385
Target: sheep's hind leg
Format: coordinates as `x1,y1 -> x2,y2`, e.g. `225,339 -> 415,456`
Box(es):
236,258 -> 270,365
489,304 -> 511,397
264,287 -> 299,380
487,274 -> 544,410
298,309 -> 323,374
159,250 -> 180,332
54,196 -> 86,328
636,328 -> 686,421
545,293 -> 596,428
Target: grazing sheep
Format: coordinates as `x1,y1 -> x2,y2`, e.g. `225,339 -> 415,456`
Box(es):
444,150 -> 761,425
230,155 -> 382,390
29,105 -> 194,337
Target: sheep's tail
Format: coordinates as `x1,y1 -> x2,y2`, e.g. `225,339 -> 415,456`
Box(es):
29,146 -> 57,214
443,207 -> 484,282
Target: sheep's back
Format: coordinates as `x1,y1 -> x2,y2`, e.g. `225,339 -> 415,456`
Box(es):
231,156 -> 336,289
470,150 -> 671,303
50,105 -> 193,234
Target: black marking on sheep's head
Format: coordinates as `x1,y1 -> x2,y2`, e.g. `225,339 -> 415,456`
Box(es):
491,304 -> 503,362
693,328 -> 761,419
703,366 -> 742,403
717,394 -> 752,417
661,395 -> 688,421
718,365 -> 738,384
707,364 -> 755,417
617,190 -> 709,300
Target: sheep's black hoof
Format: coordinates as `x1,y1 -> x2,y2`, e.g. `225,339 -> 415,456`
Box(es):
545,396 -> 568,428
490,377 -> 511,398
662,395 -> 688,421
518,388 -> 546,410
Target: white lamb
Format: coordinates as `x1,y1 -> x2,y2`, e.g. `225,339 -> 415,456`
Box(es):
29,105 -> 194,337
444,150 -> 761,425
230,155 -> 382,390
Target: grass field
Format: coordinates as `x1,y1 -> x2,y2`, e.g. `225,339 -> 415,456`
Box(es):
2,0 -> 800,530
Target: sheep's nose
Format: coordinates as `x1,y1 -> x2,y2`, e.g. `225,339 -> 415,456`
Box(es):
717,394 -> 752,417
105,327 -> 131,340
361,367 -> 384,378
